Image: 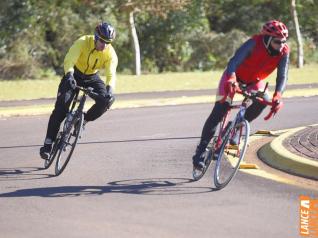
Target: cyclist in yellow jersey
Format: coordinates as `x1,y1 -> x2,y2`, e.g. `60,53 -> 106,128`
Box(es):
40,22 -> 118,160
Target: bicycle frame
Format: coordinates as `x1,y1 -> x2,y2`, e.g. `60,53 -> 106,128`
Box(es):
70,89 -> 87,115
213,82 -> 273,155
213,102 -> 243,153
44,86 -> 95,175
193,82 -> 276,184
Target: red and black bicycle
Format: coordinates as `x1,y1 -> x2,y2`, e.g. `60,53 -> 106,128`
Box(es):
192,82 -> 277,190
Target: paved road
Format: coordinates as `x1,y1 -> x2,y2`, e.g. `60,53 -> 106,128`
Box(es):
0,96 -> 317,238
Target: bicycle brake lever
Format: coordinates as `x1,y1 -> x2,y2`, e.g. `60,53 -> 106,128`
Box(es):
86,88 -> 99,97
263,82 -> 269,92
86,87 -> 94,93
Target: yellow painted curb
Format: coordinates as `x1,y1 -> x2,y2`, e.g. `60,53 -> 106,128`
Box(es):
1,88 -> 318,118
242,169 -> 305,186
255,130 -> 272,135
258,126 -> 318,180
0,95 -> 215,118
239,163 -> 259,169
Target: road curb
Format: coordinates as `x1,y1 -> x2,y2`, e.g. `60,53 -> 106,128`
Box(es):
258,126 -> 318,180
0,95 -> 215,118
1,92 -> 318,118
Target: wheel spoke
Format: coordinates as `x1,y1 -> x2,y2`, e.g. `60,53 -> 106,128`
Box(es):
54,113 -> 83,176
214,120 -> 250,189
192,147 -> 214,181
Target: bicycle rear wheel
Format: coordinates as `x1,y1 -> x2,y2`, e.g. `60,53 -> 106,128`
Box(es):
44,134 -> 61,169
213,119 -> 250,189
54,113 -> 84,176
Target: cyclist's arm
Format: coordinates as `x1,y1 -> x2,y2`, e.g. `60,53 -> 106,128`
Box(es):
104,46 -> 118,90
64,36 -> 85,74
226,39 -> 255,75
275,53 -> 289,93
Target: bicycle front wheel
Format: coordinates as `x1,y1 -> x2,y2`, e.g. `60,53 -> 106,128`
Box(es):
54,113 -> 84,176
213,119 -> 250,190
192,146 -> 213,181
44,134 -> 61,169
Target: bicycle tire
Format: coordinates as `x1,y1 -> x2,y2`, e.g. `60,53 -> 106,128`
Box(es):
213,119 -> 250,189
192,146 -> 213,181
54,113 -> 84,176
43,134 -> 61,169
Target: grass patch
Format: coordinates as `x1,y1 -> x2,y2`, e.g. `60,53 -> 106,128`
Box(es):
1,87 -> 317,118
0,64 -> 317,101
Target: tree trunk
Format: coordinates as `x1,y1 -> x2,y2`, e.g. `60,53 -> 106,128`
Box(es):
128,10 -> 141,76
291,0 -> 304,68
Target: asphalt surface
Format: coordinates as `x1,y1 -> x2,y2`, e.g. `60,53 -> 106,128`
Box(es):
0,96 -> 317,238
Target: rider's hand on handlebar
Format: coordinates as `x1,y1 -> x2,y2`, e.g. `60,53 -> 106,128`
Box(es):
65,72 -> 77,90
105,85 -> 115,108
271,91 -> 283,113
225,73 -> 239,98
105,93 -> 113,100
105,85 -> 113,99
272,91 -> 282,103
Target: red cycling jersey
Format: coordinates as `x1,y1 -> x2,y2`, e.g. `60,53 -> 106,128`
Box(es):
217,34 -> 290,102
236,34 -> 289,84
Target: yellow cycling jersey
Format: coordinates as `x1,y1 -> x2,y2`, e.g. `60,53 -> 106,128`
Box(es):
64,35 -> 118,89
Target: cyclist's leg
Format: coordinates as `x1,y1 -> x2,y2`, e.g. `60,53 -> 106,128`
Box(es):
199,101 -> 231,147
193,72 -> 231,167
82,74 -> 111,122
244,81 -> 269,122
40,75 -> 76,159
244,100 -> 267,122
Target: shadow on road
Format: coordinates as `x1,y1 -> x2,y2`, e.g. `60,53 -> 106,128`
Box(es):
0,167 -> 52,181
0,136 -> 200,182
0,178 -> 216,198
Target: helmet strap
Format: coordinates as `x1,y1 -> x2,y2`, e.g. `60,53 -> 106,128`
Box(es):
263,35 -> 280,56
263,35 -> 272,48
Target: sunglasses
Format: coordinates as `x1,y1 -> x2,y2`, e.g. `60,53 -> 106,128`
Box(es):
99,38 -> 110,45
272,39 -> 286,45
95,34 -> 111,44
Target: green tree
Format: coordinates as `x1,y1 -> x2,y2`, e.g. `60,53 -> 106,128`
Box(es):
204,0 -> 290,34
291,0 -> 304,68
117,0 -> 191,75
134,1 -> 209,72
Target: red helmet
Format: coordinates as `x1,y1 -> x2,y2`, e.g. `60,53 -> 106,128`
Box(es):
261,20 -> 288,39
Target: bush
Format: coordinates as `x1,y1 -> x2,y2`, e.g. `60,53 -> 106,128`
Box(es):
0,40 -> 41,79
187,29 -> 248,70
288,37 -> 318,66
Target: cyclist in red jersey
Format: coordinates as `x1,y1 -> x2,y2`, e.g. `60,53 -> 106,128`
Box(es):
192,20 -> 290,169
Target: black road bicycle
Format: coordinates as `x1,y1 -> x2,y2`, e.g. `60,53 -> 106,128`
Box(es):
43,86 -> 97,176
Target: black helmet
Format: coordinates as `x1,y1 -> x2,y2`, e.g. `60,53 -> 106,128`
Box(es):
94,22 -> 116,43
